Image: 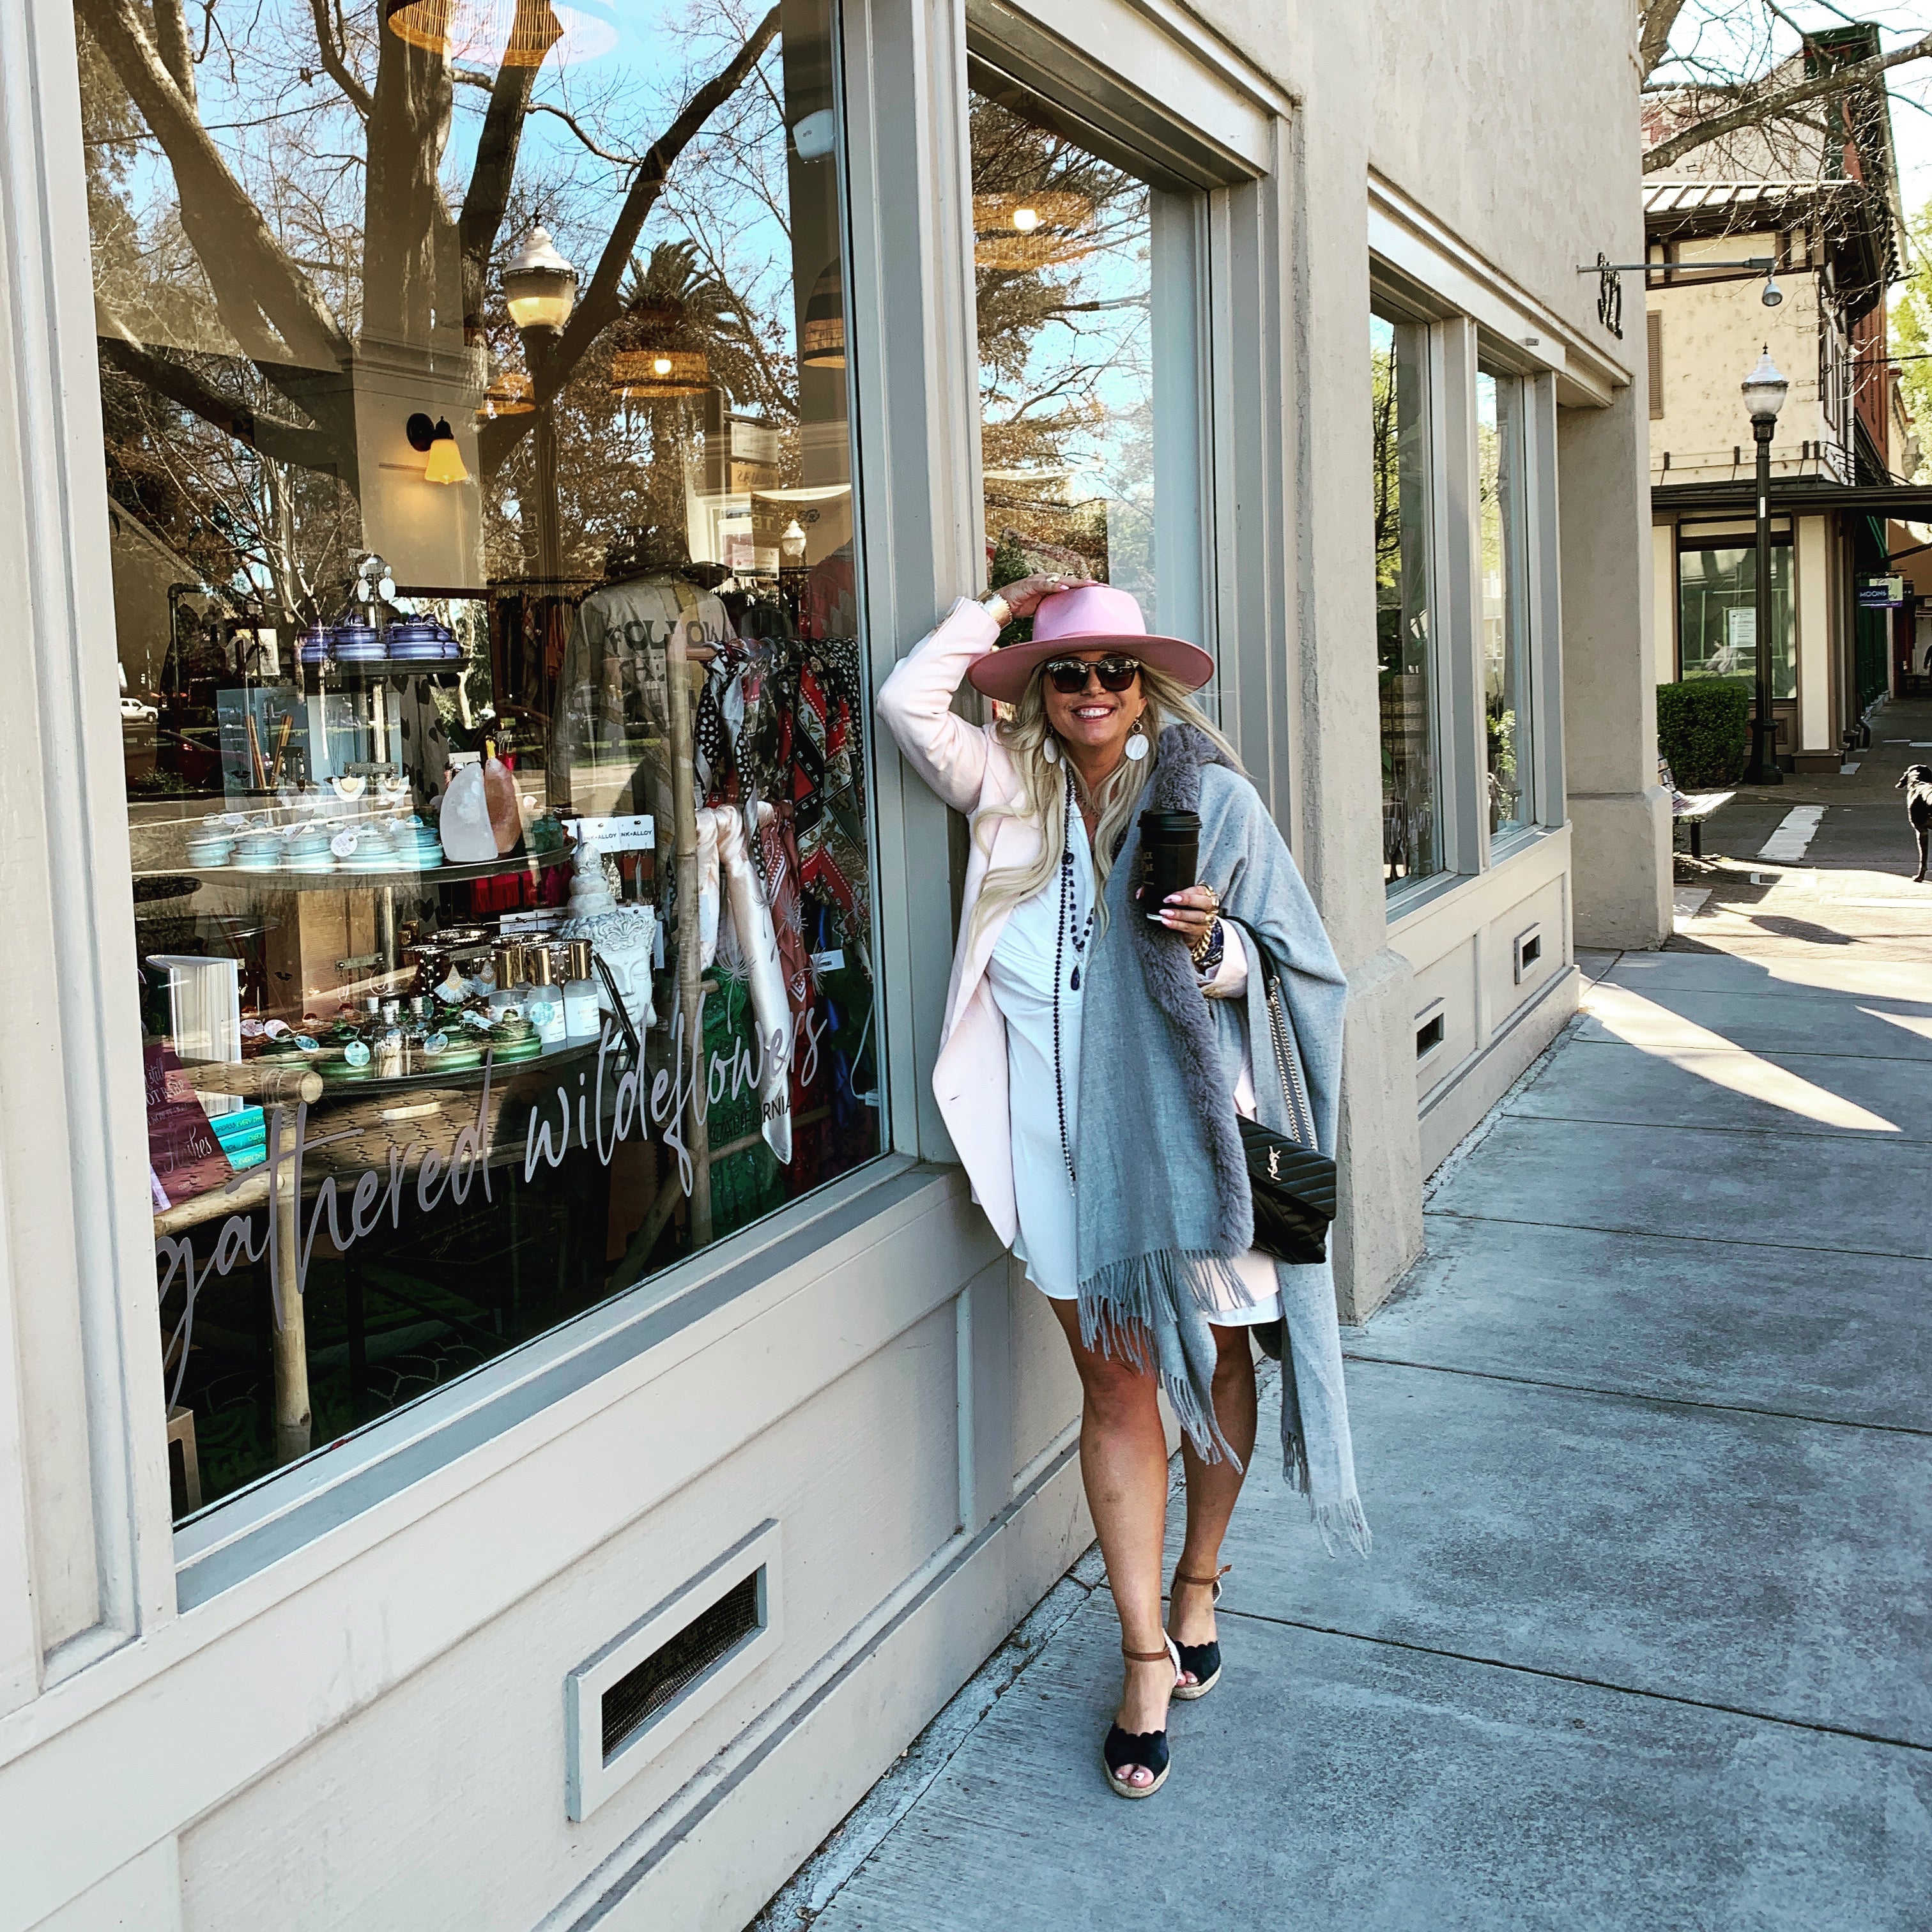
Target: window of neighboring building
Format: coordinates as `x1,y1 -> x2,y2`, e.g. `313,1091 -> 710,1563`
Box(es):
77,0 -> 885,1523
1678,543 -> 1797,698
1477,362 -> 1534,838
1372,306 -> 1441,891
967,79 -> 1203,647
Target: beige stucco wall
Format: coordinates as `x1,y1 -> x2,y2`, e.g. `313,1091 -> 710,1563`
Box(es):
1649,269 -> 1836,478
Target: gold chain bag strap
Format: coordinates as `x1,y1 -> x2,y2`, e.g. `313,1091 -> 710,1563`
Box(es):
1220,916 -> 1337,1264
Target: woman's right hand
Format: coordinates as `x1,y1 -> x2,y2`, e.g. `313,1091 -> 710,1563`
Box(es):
992,570 -> 1088,619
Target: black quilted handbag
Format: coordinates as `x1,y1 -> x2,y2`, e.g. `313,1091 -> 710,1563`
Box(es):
1222,916 -> 1336,1266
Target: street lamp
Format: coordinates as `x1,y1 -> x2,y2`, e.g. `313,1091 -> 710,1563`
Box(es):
1740,346 -> 1789,786
504,226 -> 578,581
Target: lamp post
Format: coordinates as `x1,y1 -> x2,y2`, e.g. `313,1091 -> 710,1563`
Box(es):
1740,346 -> 1789,786
503,225 -> 579,582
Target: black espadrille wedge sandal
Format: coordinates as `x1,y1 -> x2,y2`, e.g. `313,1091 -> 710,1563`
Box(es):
1102,1635 -> 1181,1798
1169,1563 -> 1230,1701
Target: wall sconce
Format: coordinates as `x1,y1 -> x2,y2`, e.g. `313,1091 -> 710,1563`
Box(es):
407,413 -> 470,485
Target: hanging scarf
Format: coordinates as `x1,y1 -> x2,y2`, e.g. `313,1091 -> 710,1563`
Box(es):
1074,723 -> 1368,1554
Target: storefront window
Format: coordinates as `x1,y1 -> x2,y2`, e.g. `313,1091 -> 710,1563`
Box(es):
1477,364 -> 1533,836
1679,543 -> 1797,699
79,0 -> 884,1521
969,82 -> 1169,627
1372,307 -> 1439,889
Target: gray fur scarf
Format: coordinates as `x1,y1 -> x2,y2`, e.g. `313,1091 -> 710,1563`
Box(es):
1074,721 -> 1368,1553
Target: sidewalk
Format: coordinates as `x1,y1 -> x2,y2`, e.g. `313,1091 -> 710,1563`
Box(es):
758,708 -> 1932,1932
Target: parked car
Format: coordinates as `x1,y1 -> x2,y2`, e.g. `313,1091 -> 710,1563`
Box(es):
120,696 -> 158,722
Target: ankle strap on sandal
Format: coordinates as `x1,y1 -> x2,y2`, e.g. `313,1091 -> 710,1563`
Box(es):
1121,1644 -> 1171,1662
1172,1564 -> 1231,1588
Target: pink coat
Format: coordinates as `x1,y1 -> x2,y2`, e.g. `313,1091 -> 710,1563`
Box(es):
877,599 -> 1249,1246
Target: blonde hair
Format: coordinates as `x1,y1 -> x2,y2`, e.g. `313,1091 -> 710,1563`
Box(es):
967,663 -> 1245,952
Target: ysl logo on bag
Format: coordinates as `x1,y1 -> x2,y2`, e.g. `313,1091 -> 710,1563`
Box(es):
1267,1147 -> 1281,1180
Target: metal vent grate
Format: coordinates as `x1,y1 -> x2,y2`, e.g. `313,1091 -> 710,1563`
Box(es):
601,1570 -> 762,1762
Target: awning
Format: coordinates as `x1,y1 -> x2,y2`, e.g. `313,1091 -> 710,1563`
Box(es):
1653,479 -> 1932,518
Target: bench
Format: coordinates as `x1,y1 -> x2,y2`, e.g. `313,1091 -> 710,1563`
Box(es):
1673,790 -> 1733,861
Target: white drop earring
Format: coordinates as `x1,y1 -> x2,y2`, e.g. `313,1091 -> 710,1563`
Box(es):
1123,719 -> 1149,762
1042,734 -> 1061,764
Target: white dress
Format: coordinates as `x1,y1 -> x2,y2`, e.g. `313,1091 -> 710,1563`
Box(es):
985,811 -> 1282,1324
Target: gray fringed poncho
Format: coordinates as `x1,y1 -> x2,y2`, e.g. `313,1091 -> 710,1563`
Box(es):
1075,722 -> 1369,1555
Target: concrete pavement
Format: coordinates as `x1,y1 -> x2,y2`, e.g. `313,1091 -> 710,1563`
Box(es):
757,702 -> 1932,1932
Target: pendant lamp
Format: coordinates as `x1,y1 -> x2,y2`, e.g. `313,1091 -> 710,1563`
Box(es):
799,260 -> 845,369
972,190 -> 1096,270
383,0 -> 616,68
611,348 -> 711,398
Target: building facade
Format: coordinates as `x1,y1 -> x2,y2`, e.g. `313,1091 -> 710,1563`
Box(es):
1644,35 -> 1921,765
0,2 -> 1662,1926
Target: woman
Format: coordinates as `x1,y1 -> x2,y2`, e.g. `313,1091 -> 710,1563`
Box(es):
878,578 -> 1368,1802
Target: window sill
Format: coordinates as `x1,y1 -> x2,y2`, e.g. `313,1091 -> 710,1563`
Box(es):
1385,824 -> 1566,935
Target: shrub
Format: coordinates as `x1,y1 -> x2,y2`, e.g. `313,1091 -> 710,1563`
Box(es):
1657,678 -> 1750,787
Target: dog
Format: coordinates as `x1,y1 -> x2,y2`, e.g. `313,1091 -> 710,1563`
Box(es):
1897,764 -> 1932,882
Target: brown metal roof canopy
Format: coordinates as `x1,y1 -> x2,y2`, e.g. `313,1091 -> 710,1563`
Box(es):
1653,479 -> 1932,517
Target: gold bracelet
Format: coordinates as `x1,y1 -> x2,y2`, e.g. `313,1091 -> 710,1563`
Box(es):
1190,921 -> 1215,967
979,590 -> 1012,630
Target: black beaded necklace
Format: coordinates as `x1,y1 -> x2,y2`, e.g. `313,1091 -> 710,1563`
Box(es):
1052,772 -> 1098,1195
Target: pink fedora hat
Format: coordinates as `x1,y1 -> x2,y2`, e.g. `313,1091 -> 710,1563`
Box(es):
967,583 -> 1214,703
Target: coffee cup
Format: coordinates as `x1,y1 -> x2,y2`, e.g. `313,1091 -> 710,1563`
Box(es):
1137,809 -> 1200,908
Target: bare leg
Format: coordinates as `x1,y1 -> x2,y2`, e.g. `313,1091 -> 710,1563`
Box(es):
1169,1326 -> 1259,1672
1048,1298 -> 1173,1788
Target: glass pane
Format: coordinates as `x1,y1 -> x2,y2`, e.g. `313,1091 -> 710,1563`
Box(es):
1477,365 -> 1533,836
79,0 -> 884,1521
1372,309 -> 1439,889
1678,546 -> 1796,700
969,88 -> 1167,629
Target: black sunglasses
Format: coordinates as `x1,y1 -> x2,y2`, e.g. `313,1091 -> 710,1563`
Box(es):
1042,656 -> 1142,694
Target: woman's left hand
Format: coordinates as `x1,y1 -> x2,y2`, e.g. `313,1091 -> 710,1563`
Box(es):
1152,883 -> 1219,943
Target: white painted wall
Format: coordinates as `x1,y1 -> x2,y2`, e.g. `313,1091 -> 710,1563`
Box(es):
1798,514 -> 1833,753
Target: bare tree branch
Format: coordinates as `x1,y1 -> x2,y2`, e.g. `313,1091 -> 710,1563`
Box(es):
79,0 -> 352,368
452,73 -> 645,168
97,306 -> 341,471
457,62 -> 539,337
1644,31 -> 1932,172
476,3 -> 781,474
361,18 -> 456,346
306,0 -> 372,119
152,0 -> 197,103
1638,0 -> 1694,80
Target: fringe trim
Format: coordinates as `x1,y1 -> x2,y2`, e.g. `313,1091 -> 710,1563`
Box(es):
1078,1246 -> 1262,1469
1281,1442 -> 1372,1558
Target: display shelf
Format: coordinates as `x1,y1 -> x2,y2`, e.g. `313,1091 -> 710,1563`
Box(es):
151,1030 -> 612,1238
132,847 -> 572,893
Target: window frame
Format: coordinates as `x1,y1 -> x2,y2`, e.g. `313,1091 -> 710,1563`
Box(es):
1370,270 -> 1459,902
1372,257 -> 1567,912
1473,334 -> 1560,857
22,0 -> 940,1611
